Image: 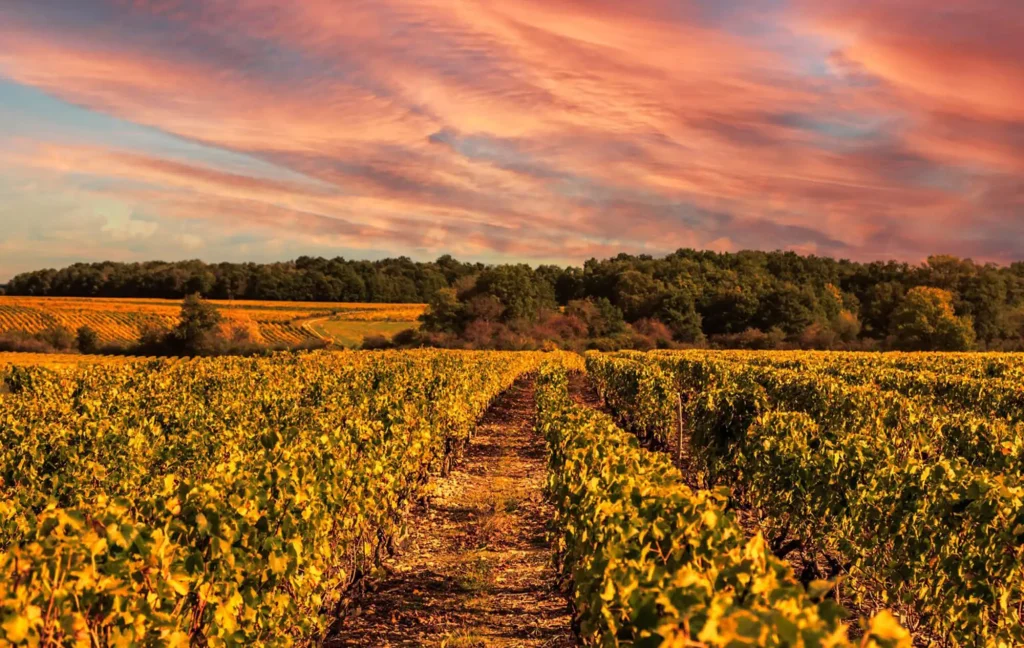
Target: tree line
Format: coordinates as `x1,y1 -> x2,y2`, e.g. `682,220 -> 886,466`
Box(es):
2,256 -> 479,303
6,249 -> 1024,351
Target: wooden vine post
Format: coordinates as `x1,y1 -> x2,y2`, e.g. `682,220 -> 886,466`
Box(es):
676,391 -> 684,465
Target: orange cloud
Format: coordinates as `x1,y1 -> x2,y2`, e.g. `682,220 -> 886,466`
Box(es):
799,0 -> 1024,120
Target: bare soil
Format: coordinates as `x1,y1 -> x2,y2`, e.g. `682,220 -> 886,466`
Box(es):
328,376 -> 576,648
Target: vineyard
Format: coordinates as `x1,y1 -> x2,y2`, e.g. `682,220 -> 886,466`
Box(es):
0,297 -> 425,348
0,350 -> 558,645
585,350 -> 1024,647
2,349 -> 1020,646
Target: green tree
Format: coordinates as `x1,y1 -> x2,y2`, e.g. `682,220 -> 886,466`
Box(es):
473,265 -> 554,322
172,293 -> 224,354
891,287 -> 975,351
861,281 -> 904,338
658,287 -> 704,343
821,283 -> 844,321
700,284 -> 760,335
612,270 -> 662,321
959,267 -> 1012,343
420,287 -> 465,333
756,283 -> 816,335
566,297 -> 626,337
76,326 -> 101,354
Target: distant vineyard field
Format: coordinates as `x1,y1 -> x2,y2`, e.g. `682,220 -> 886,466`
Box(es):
0,352 -> 149,369
304,319 -> 419,347
0,296 -> 426,347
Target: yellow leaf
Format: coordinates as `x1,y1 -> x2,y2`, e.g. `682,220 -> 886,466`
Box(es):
702,509 -> 718,528
601,579 -> 616,601
91,537 -> 108,557
2,615 -> 30,642
268,551 -> 288,574
868,610 -> 911,642
166,576 -> 190,596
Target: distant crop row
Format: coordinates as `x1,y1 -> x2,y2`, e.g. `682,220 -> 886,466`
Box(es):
0,297 -> 426,347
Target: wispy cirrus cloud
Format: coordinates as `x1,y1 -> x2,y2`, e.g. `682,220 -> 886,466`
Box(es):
0,0 -> 1020,278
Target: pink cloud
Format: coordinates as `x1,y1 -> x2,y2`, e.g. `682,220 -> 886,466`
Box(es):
799,0 -> 1024,120
0,0 -> 1020,268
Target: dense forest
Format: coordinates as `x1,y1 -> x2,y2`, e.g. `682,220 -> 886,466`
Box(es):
7,250 -> 1024,351
2,256 -> 479,303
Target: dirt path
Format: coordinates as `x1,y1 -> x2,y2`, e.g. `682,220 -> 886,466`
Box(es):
566,371 -> 603,411
300,316 -> 332,343
328,376 -> 576,648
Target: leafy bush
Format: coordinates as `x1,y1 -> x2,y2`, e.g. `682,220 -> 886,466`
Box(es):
38,325 -> 76,351
0,330 -> 53,353
75,326 -> 101,354
360,334 -> 393,350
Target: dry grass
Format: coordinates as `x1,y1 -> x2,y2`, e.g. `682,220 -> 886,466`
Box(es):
439,629 -> 490,648
306,319 -> 419,347
472,488 -> 527,549
455,552 -> 497,592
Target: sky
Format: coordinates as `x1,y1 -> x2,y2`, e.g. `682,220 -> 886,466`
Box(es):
0,0 -> 1021,280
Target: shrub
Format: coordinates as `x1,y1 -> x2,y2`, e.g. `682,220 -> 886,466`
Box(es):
171,294 -> 224,355
218,317 -> 263,345
0,330 -> 52,353
361,335 -> 393,350
392,328 -> 426,347
39,325 -> 76,351
587,336 -> 625,352
710,327 -> 788,350
138,321 -> 171,347
798,322 -> 839,350
76,326 -> 101,353
631,318 -> 675,348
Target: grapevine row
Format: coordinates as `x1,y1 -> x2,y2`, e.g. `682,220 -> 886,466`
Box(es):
535,361 -> 908,647
588,351 -> 1024,646
0,350 -> 552,645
